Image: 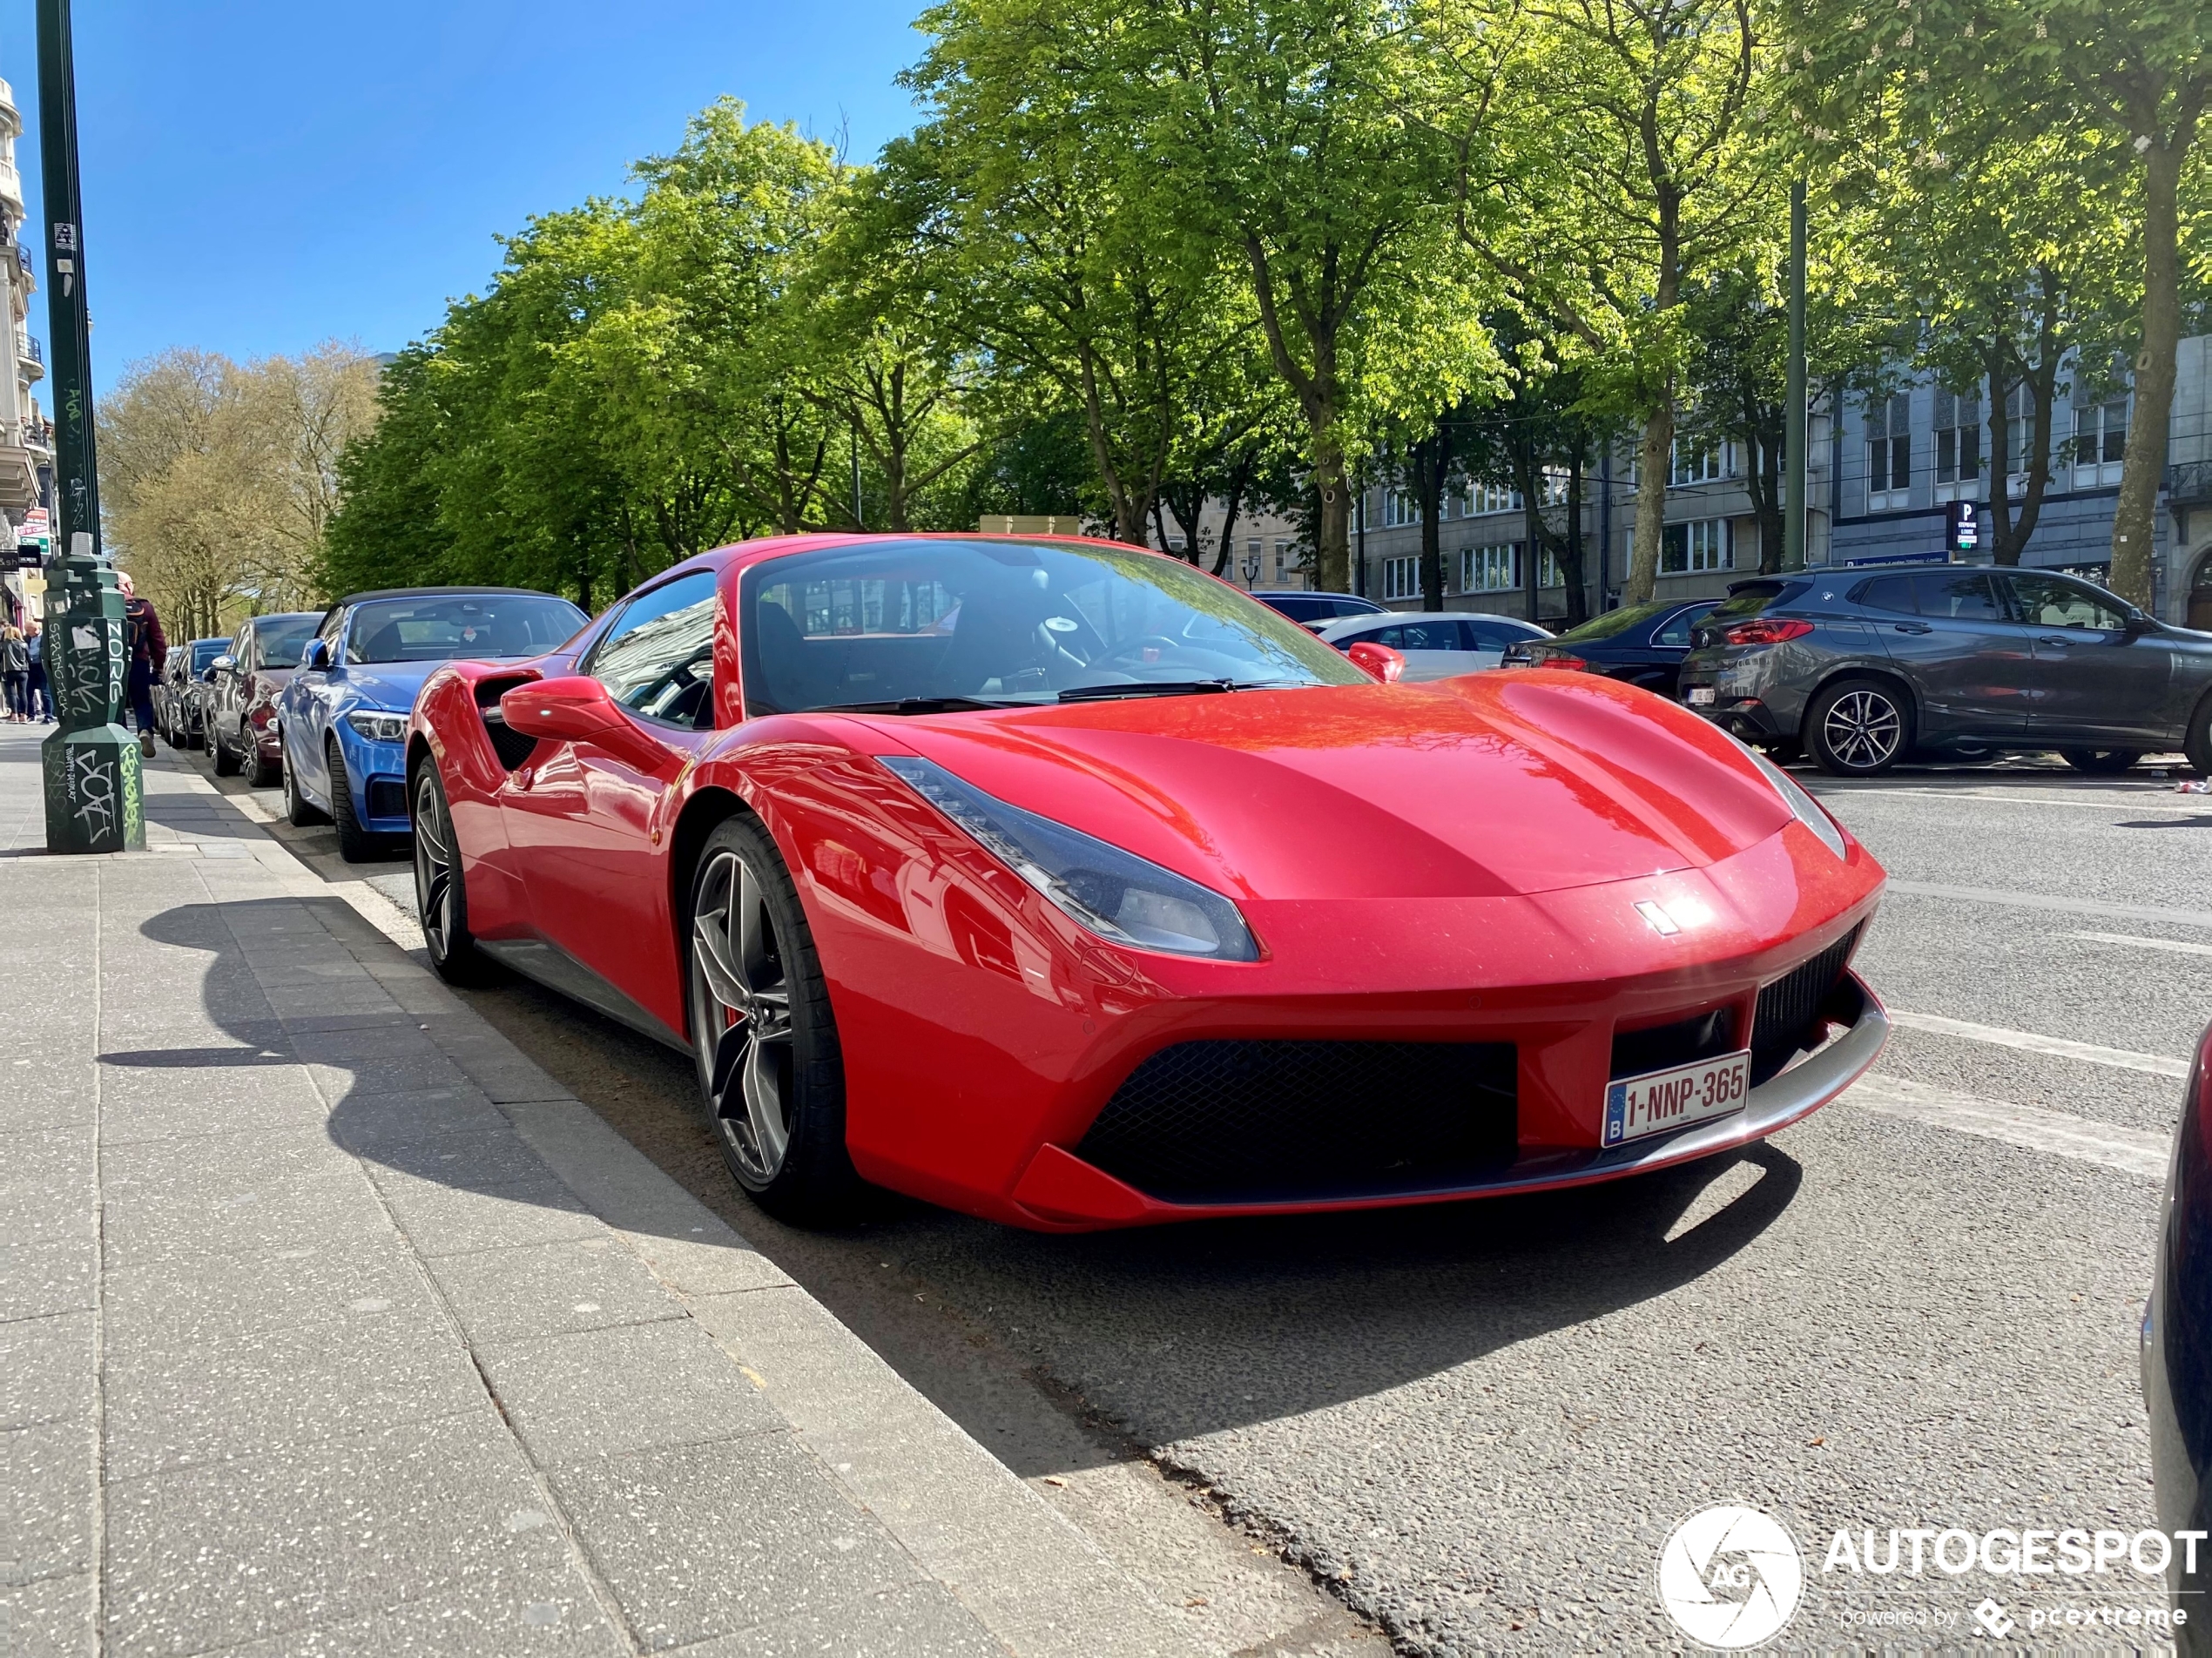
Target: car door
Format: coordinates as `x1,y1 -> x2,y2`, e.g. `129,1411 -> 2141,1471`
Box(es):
499,568 -> 722,1032
287,607 -> 348,799
2001,571 -> 2174,744
1388,618 -> 1486,679
1869,572 -> 2035,740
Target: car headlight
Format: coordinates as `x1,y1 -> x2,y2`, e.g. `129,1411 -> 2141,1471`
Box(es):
879,755 -> 1260,961
1742,744 -> 1848,859
346,711 -> 408,744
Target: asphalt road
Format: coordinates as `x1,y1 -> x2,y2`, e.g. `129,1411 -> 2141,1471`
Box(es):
178,735 -> 2207,1654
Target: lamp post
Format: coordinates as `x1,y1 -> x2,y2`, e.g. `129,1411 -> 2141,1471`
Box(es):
1782,179 -> 1809,573
36,0 -> 138,853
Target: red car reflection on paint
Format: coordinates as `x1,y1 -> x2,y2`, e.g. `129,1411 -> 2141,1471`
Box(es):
405,534 -> 1887,1231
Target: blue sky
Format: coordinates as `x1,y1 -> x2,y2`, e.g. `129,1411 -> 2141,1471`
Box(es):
2,0 -> 928,390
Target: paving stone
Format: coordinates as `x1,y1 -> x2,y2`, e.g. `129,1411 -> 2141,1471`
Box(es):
370,1170 -> 604,1259
0,1569 -> 94,1657
428,1237 -> 685,1345
102,1142 -> 388,1264
550,1432 -> 914,1653
0,1132 -> 94,1250
104,1411 -> 571,1657
104,1297 -> 486,1479
203,1580 -> 626,1657
325,1086 -> 512,1158
476,1318 -> 785,1466
304,1050 -> 474,1100
0,1418 -> 97,1584
0,1312 -> 93,1431
0,1054 -> 98,1134
98,1060 -> 329,1144
668,1580 -> 1002,1657
0,1237 -> 97,1325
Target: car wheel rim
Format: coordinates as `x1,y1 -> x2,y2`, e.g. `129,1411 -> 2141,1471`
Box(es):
690,849 -> 794,1184
1823,690 -> 1900,769
413,772 -> 455,959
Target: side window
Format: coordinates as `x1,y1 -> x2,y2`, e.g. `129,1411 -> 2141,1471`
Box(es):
587,570 -> 721,729
1366,625 -> 1405,648
314,609 -> 345,664
235,626 -> 256,672
2008,574 -> 2129,631
1855,577 -> 1919,616
1910,573 -> 2000,621
1396,621 -> 1454,650
1652,607 -> 1707,647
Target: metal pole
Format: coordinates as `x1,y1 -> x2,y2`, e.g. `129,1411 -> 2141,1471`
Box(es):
1354,468 -> 1367,597
37,0 -> 142,853
850,425 -> 862,529
1783,178 -> 1808,572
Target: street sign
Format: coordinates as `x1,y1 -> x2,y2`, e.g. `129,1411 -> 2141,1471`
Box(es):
17,542 -> 42,568
1947,500 -> 1981,561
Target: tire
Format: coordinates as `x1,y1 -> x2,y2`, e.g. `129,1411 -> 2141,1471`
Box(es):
245,734 -> 280,789
2185,692 -> 2212,778
327,738 -> 376,862
1804,677 -> 1913,777
685,816 -> 860,1224
207,715 -> 239,777
281,735 -> 326,826
2059,747 -> 2143,775
412,761 -> 496,986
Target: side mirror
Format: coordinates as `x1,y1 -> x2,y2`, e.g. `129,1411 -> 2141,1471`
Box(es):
303,639 -> 332,671
206,656 -> 233,679
501,675 -> 624,743
2124,613 -> 2155,637
1346,641 -> 1406,684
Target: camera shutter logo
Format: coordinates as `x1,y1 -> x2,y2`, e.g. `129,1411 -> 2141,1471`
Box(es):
1657,1506 -> 1804,1648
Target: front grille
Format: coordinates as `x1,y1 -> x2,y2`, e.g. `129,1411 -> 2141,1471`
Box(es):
1612,1008 -> 1736,1080
1075,1040 -> 1516,1204
366,778 -> 408,820
1750,925 -> 1863,1082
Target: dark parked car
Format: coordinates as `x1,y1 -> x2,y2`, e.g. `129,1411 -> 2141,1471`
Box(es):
2144,1021 -> 2212,1648
1251,590 -> 1387,631
205,612 -> 321,786
1501,598 -> 1719,697
156,638 -> 229,748
1676,563 -> 2212,776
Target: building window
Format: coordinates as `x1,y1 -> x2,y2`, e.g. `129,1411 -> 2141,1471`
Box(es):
1866,392 -> 1911,509
1670,441 -> 1734,486
1382,556 -> 1421,600
1271,539 -> 1289,578
1464,482 -> 1521,516
1459,543 -> 1520,592
1933,388 -> 1982,501
1661,519 -> 1731,575
1381,489 -> 1419,528
1538,545 -> 1568,590
2072,392 -> 2128,487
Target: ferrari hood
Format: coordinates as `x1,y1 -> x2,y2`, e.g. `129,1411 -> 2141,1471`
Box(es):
875,675 -> 1797,901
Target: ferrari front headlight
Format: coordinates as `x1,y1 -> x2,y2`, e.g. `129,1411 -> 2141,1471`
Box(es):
1743,745 -> 1848,860
879,756 -> 1260,960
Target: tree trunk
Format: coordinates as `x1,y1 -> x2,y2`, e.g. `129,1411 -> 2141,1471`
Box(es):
2110,139 -> 2183,610
1415,431 -> 1447,610
1627,396 -> 1672,603
1312,435 -> 1350,592
1561,450 -> 1588,628
1985,290 -> 2062,567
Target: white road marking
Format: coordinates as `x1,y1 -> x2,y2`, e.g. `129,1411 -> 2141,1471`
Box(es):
1885,1009 -> 2190,1079
1808,785 -> 2203,812
1885,880 -> 2212,931
2074,931 -> 2212,960
1843,1074 -> 2170,1179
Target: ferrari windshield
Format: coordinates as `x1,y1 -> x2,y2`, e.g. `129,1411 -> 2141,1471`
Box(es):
739,538 -> 1366,715
345,594 -> 585,664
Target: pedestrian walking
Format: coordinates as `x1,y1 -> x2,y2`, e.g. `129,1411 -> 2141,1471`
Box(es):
118,572 -> 164,757
0,623 -> 27,721
24,620 -> 47,721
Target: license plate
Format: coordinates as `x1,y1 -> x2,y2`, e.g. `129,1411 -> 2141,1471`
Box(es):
1603,1049 -> 1751,1147
1685,686 -> 1716,705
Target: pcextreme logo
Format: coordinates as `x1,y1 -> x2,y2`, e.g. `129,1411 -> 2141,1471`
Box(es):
1658,1506 -> 1805,1649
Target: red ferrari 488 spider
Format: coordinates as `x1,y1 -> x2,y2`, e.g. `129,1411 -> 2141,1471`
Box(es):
407,533 -> 1887,1230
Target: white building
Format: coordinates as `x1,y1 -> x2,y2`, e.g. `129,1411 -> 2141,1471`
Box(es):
0,73 -> 48,631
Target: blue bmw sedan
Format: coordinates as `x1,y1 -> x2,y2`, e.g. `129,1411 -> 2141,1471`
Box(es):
279,587 -> 587,859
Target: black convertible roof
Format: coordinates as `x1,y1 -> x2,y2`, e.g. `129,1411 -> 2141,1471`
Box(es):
333,586 -> 566,607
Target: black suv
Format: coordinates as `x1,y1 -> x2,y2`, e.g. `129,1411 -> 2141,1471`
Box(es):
1676,563 -> 2212,777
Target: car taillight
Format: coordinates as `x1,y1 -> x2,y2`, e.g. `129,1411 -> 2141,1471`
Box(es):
1536,653 -> 1591,671
1723,618 -> 1814,646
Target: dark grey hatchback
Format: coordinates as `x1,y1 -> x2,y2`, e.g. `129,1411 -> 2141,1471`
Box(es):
1676,563 -> 2212,776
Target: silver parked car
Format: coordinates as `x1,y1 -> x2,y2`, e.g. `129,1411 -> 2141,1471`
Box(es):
1676,563 -> 2212,776
1316,611 -> 1552,680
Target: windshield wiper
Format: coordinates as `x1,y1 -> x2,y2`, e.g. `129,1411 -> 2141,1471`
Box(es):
813,696 -> 1030,715
1057,679 -> 1294,703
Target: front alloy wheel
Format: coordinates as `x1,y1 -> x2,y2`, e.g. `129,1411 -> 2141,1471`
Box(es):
685,819 -> 858,1223
413,764 -> 492,984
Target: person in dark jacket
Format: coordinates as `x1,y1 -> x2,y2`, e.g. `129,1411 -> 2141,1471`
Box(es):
0,623 -> 26,720
118,572 -> 165,756
24,620 -> 47,720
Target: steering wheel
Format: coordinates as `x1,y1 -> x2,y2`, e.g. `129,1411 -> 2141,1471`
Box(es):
1093,635 -> 1184,669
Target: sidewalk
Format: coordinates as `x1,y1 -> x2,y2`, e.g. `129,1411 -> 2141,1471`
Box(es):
0,725 -> 1202,1657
